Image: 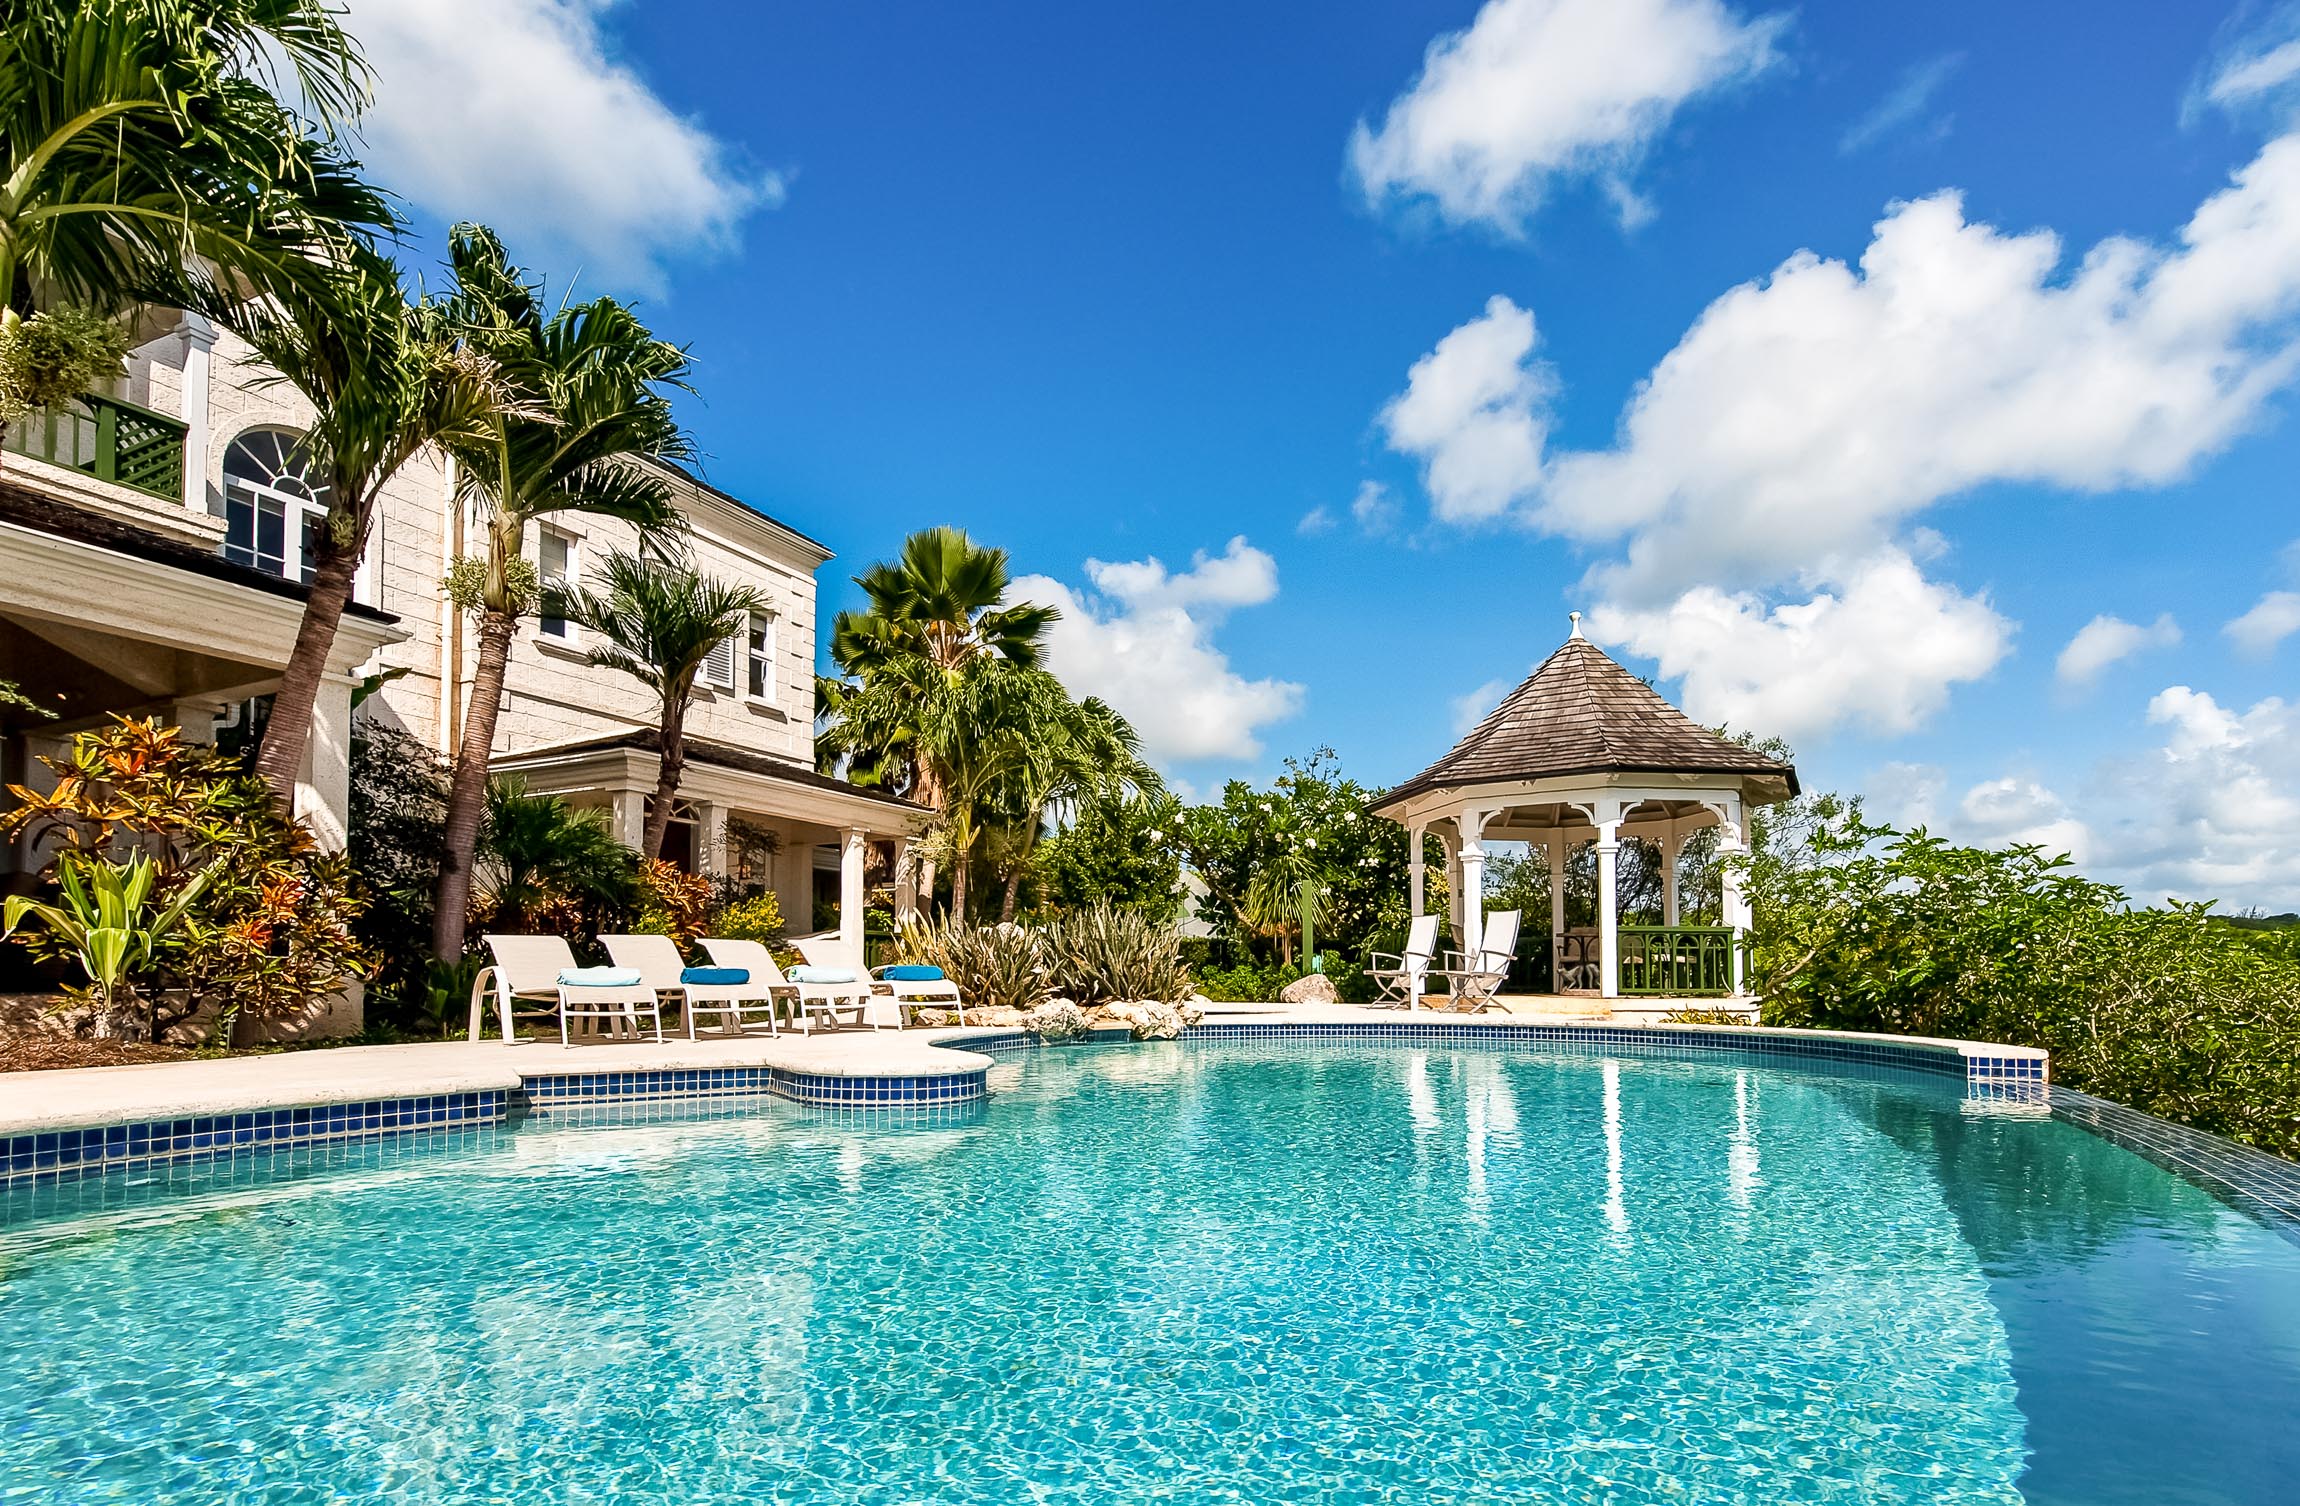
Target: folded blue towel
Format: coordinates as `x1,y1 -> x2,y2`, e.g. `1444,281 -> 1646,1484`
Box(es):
681,966 -> 748,986
788,965 -> 858,984
881,965 -> 945,982
559,967 -> 643,988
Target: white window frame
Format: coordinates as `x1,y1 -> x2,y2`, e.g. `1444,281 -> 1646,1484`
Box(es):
536,525 -> 579,643
745,609 -> 778,705
221,429 -> 330,585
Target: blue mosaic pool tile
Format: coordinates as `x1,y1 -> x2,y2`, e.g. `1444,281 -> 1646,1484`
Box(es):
0,1091 -> 508,1188
517,1063 -> 991,1112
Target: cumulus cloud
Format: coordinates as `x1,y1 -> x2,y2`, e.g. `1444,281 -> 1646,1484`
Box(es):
1582,550 -> 2011,743
1351,480 -> 1402,536
1379,296 -> 1551,524
1012,539 -> 1302,766
1383,133 -> 2300,740
2055,613 -> 2182,690
1295,506 -> 1335,536
2226,589 -> 2300,655
344,0 -> 781,289
1451,675 -> 1518,736
1839,52 -> 1962,156
1955,776 -> 2091,864
1350,0 -> 1785,233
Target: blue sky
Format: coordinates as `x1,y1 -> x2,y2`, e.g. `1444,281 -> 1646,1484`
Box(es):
341,0 -> 2300,907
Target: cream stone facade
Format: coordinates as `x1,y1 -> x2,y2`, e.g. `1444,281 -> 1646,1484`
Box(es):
1,315 -> 923,965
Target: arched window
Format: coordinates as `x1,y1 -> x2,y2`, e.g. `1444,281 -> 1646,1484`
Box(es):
221,429 -> 331,583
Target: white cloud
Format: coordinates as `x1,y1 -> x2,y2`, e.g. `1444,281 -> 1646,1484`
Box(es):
1451,676 -> 1517,736
1379,296 -> 1551,524
2194,5 -> 2300,124
344,0 -> 781,289
1955,776 -> 2091,864
1383,133 -> 2300,741
1013,539 -> 1302,766
1582,550 -> 2012,743
1350,0 -> 1785,233
1296,506 -> 1335,536
2226,589 -> 2300,655
1866,760 -> 1947,831
2055,613 -> 2181,690
1351,479 -> 1401,536
2211,39 -> 2300,107
1839,53 -> 1962,156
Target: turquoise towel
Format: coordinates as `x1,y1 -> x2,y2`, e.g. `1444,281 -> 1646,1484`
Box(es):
789,965 -> 858,984
559,967 -> 643,988
882,965 -> 945,982
681,966 -> 748,985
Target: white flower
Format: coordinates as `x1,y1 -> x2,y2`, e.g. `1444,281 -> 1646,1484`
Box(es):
1305,838 -> 1318,849
1145,829 -> 1163,842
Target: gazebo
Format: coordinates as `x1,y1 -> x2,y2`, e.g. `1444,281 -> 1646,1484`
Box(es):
1370,616 -> 1798,1004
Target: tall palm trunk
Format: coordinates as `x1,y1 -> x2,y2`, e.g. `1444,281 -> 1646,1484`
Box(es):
999,868 -> 1023,925
949,853 -> 969,927
917,857 -> 938,919
431,608 -> 518,961
253,520 -> 364,800
644,697 -> 686,860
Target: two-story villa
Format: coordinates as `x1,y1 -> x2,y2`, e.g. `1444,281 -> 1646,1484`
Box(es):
0,312 -> 923,983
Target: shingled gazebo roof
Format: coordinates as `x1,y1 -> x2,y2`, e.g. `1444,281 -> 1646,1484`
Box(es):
1372,627 -> 1798,815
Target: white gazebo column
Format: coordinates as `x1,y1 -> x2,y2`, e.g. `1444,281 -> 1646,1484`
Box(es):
1661,825 -> 1682,927
892,836 -> 917,922
1546,835 -> 1567,980
838,826 -> 869,959
1594,803 -> 1624,1000
1716,803 -> 1750,996
1407,821 -> 1427,919
1438,829 -> 1462,941
1456,808 -> 1490,964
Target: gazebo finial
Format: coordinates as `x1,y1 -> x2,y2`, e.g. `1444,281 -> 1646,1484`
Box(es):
1568,610 -> 1584,640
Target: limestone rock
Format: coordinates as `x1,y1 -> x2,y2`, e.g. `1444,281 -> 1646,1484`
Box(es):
1023,1000 -> 1090,1042
1277,972 -> 1339,1006
1100,999 -> 1202,1040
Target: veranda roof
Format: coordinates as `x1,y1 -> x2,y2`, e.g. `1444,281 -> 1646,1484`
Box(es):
1371,625 -> 1799,815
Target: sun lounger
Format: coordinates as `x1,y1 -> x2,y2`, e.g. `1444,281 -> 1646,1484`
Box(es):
795,934 -> 966,1026
470,933 -> 664,1045
599,933 -> 786,1039
698,937 -> 873,1034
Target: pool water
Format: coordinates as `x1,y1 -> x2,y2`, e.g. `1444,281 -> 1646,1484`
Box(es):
3,1043 -> 2298,1504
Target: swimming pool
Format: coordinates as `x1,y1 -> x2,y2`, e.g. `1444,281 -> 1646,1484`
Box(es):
3,1041 -> 2296,1504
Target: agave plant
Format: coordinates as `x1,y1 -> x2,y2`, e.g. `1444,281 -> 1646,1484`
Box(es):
893,917 -> 1051,1012
2,852 -> 217,1038
1045,901 -> 1194,1004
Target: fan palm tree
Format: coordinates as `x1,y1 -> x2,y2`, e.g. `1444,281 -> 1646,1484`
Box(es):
547,546 -> 772,859
475,778 -> 637,934
427,224 -> 691,962
225,250 -> 525,803
985,693 -> 1157,923
821,527 -> 1060,912
1,0 -> 390,415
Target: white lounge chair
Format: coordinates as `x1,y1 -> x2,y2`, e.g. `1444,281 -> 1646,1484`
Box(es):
600,933 -> 785,1039
1366,914 -> 1441,1009
1432,910 -> 1521,1013
699,937 -> 873,1034
795,934 -> 966,1026
469,933 -> 664,1046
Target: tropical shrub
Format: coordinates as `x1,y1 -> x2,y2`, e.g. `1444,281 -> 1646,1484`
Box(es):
707,891 -> 786,947
1,719 -> 371,1040
633,859 -> 713,951
1751,813 -> 2300,1158
893,919 -> 1051,1012
1045,901 -> 1193,1003
1,853 -> 215,1038
1032,789 -> 1185,922
470,779 -> 638,942
349,724 -> 449,1029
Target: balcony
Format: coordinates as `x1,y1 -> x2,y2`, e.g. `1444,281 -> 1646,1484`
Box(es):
3,392 -> 187,503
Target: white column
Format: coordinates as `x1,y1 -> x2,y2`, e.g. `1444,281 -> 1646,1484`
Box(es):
1438,830 -> 1462,941
1456,809 -> 1489,965
1547,836 -> 1567,986
838,826 -> 868,961
892,836 -> 917,922
696,801 -> 729,878
1718,802 -> 1750,996
294,671 -> 355,853
176,314 -> 216,516
608,790 -> 646,850
1407,822 -> 1426,919
1595,805 -> 1623,1000
1662,826 -> 1682,927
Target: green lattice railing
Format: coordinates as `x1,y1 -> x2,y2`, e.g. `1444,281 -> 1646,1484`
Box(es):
1617,925 -> 1737,997
4,392 -> 187,502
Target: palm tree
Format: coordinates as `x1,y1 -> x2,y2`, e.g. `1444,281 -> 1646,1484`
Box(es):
225,251 -> 522,803
985,693 -> 1157,923
1,0 -> 390,416
821,527 -> 1059,912
475,778 -> 637,934
426,225 -> 691,962
547,545 -> 772,859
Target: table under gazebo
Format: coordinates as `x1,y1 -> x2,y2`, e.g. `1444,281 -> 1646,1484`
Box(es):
1369,615 -> 1798,1005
